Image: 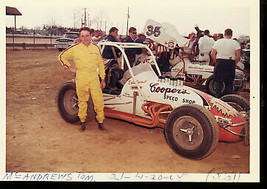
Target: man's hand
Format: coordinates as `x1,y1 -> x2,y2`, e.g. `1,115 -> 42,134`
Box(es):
210,60 -> 215,66
69,66 -> 77,73
100,79 -> 106,89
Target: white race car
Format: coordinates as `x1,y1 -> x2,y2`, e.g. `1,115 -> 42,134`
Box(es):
55,32 -> 79,51
144,19 -> 247,96
58,42 -> 249,160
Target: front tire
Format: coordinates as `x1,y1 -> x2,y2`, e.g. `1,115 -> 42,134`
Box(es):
164,104 -> 219,160
57,81 -> 95,124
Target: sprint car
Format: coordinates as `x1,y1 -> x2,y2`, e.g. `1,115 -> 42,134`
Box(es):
58,42 -> 249,160
143,19 -> 247,96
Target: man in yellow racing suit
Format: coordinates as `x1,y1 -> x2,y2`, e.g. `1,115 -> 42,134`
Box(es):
59,27 -> 106,131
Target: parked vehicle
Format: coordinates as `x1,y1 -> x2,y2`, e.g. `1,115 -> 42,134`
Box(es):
58,42 -> 249,159
55,32 -> 79,51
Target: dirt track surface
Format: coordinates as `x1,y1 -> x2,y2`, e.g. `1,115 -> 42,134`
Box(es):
6,49 -> 249,173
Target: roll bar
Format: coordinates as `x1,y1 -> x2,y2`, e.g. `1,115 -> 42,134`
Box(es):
98,41 -> 163,101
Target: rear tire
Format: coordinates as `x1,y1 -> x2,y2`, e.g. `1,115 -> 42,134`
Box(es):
220,94 -> 249,112
164,104 -> 219,160
220,94 -> 250,145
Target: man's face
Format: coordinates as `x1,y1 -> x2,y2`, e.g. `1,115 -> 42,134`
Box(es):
79,30 -> 92,45
94,31 -> 101,37
111,30 -> 118,37
140,35 -> 146,41
130,30 -> 137,39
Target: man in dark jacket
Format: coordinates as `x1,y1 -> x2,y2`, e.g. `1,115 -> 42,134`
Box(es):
102,27 -> 120,59
123,27 -> 138,66
123,27 -> 137,42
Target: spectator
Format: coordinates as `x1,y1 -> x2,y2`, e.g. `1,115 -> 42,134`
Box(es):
198,29 -> 215,65
102,27 -> 120,59
211,28 -> 241,97
193,25 -> 203,57
92,30 -> 106,44
194,24 -> 203,39
212,33 -> 218,41
123,27 -> 138,66
180,32 -> 196,62
134,33 -> 147,55
123,27 -> 138,42
133,33 -> 149,65
193,36 -> 200,56
216,33 -> 224,41
134,33 -> 146,44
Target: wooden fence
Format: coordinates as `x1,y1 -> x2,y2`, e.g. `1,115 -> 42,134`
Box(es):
6,43 -> 56,50
6,34 -> 58,50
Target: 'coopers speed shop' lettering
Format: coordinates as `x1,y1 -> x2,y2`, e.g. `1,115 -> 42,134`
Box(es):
149,83 -> 190,96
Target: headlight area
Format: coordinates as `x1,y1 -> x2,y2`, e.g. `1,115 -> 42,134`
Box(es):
214,116 -> 247,137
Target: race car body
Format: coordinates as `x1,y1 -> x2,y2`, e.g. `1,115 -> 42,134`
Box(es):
58,41 -> 249,159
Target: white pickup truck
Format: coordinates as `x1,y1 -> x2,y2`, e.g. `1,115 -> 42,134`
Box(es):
55,32 -> 79,51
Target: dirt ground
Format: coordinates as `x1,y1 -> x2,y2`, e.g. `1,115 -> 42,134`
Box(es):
5,48 -> 250,174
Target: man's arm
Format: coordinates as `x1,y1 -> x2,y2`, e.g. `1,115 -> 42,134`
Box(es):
235,49 -> 241,64
210,48 -> 217,66
198,38 -> 203,55
95,46 -> 106,89
58,46 -> 75,70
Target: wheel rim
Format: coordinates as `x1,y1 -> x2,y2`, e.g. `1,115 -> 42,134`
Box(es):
172,116 -> 204,151
63,90 -> 78,115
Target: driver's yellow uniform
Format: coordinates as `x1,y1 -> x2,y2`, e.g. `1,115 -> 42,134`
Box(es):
59,43 -> 105,123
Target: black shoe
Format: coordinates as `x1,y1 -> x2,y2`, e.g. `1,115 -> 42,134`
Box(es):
80,122 -> 86,131
98,123 -> 106,131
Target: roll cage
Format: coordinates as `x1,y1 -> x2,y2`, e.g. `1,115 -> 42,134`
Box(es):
98,42 -> 163,100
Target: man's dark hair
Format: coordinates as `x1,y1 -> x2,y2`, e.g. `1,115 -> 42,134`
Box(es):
109,27 -> 118,34
138,33 -> 146,38
79,27 -> 92,36
204,29 -> 210,35
224,28 -> 233,36
218,33 -> 223,39
129,27 -> 137,33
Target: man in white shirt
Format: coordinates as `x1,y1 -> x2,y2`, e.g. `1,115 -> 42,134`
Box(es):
198,29 -> 215,65
92,30 -> 106,44
211,28 -> 241,97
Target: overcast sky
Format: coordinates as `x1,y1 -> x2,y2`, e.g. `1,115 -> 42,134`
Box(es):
3,0 -> 258,37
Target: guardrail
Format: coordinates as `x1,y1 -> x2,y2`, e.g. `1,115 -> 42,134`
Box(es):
6,34 -> 60,39
6,43 -> 57,50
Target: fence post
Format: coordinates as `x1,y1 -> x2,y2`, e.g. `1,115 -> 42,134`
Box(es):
33,29 -> 36,50
22,43 -> 26,50
50,30 -> 52,49
12,30 -> 15,50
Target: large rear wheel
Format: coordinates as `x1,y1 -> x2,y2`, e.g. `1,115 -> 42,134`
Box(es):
164,104 -> 219,160
220,94 -> 250,145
